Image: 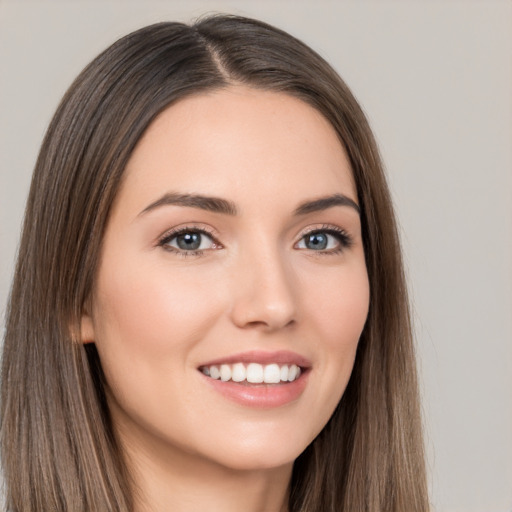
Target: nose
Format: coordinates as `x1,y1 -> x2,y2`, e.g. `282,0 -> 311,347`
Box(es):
229,245 -> 297,332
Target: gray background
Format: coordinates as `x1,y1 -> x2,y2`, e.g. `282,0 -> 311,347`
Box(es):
0,1 -> 511,511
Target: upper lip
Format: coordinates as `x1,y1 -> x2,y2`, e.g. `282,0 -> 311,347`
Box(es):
198,350 -> 311,368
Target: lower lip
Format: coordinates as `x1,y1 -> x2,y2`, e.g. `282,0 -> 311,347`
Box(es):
200,371 -> 309,408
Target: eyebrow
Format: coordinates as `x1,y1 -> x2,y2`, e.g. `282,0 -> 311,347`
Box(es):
139,191 -> 359,217
294,194 -> 360,216
139,192 -> 238,217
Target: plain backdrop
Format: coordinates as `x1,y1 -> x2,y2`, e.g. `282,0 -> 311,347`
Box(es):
0,1 -> 511,511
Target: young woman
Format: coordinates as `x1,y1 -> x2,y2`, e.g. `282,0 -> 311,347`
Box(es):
1,14 -> 429,512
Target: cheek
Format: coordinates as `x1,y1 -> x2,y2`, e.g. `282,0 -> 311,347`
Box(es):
90,259 -> 230,440
301,259 -> 369,413
91,256 -> 226,370
305,258 -> 369,345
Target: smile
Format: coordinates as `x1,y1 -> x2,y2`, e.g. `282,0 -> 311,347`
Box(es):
200,363 -> 302,384
197,351 -> 311,407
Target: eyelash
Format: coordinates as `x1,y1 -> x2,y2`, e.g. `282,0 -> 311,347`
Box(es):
157,226 -> 220,257
297,225 -> 353,255
157,224 -> 353,257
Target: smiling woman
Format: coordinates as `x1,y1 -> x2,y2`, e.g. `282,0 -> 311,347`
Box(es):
0,14 -> 429,512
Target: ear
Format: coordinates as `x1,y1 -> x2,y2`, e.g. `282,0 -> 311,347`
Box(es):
80,307 -> 96,344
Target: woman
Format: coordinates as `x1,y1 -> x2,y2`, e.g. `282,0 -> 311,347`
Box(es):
1,14 -> 429,512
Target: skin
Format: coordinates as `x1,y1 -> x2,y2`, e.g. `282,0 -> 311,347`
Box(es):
81,86 -> 370,512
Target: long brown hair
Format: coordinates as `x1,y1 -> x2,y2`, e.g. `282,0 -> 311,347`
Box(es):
1,15 -> 428,511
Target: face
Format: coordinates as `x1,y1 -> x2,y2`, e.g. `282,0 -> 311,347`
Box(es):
82,86 -> 369,472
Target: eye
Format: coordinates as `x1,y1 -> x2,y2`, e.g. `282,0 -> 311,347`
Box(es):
159,228 -> 219,254
296,228 -> 352,253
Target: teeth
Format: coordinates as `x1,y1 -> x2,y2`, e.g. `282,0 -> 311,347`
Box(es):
201,363 -> 302,384
220,364 -> 231,382
209,366 -> 220,380
246,363 -> 264,383
231,363 -> 246,382
263,363 -> 281,384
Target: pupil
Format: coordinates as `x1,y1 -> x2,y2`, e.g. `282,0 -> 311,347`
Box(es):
307,233 -> 327,250
177,233 -> 201,250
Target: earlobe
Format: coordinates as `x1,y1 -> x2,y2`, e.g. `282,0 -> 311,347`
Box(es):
80,313 -> 96,344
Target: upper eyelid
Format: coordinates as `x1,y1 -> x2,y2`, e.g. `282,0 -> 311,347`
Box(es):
155,223 -> 352,248
157,227 -> 221,257
296,224 -> 351,238
157,224 -> 219,244
295,225 -> 353,249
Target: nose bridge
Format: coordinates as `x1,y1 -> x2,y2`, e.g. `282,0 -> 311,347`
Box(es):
229,233 -> 297,330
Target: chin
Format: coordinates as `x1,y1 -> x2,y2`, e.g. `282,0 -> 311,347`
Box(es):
193,425 -> 316,472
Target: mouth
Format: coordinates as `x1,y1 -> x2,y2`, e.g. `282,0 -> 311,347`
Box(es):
197,351 -> 311,407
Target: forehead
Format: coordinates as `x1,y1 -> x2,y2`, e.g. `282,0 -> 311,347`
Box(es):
119,86 -> 356,214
